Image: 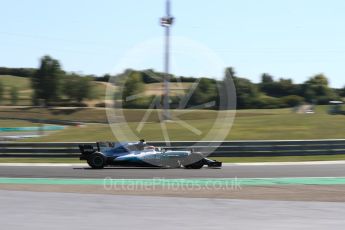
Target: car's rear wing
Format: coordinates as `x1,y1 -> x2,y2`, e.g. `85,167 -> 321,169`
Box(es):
79,142 -> 101,154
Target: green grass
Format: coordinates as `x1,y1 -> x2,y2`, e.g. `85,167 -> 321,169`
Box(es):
0,119 -> 41,128
0,107 -> 109,123
145,82 -> 192,96
0,107 -> 232,124
92,82 -> 107,99
0,75 -> 32,100
20,124 -> 112,142
0,75 -> 113,104
229,107 -> 342,140
15,105 -> 345,142
0,104 -> 340,142
0,75 -> 31,91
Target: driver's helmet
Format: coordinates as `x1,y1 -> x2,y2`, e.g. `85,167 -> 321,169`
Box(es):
135,139 -> 147,150
139,139 -> 146,145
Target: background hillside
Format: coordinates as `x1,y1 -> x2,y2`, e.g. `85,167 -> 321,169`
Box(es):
0,56 -> 344,109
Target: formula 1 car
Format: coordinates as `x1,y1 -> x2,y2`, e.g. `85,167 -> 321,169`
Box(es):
79,141 -> 222,169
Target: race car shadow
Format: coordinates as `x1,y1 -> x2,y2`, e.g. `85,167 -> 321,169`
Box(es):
73,167 -> 170,170
73,167 -> 220,170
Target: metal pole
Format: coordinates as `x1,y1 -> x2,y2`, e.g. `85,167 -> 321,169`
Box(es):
161,0 -> 173,121
163,18 -> 170,120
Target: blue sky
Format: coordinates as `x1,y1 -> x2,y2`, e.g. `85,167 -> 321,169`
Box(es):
1,0 -> 345,87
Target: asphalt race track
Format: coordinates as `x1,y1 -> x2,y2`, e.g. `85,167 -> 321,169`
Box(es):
2,190 -> 345,230
2,163 -> 345,229
1,163 -> 345,179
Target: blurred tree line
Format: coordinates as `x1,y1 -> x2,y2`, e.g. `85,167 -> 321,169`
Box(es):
31,56 -> 94,106
223,68 -> 341,109
1,56 -> 343,109
0,67 -> 36,78
119,67 -> 342,110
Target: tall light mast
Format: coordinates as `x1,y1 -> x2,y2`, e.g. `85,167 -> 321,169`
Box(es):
160,0 -> 174,120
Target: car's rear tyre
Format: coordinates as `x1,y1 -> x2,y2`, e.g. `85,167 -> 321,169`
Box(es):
87,153 -> 106,169
184,160 -> 204,169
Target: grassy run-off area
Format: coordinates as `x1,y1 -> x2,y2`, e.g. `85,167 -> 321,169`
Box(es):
0,119 -> 41,128
3,105 -> 342,142
0,105 -> 344,163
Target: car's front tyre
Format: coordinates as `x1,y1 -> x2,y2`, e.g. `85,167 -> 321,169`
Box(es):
87,153 -> 106,169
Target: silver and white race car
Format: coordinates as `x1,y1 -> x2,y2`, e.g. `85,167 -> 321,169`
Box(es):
79,140 -> 222,169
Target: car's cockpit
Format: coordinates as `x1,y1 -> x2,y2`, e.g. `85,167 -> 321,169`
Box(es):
98,141 -> 159,156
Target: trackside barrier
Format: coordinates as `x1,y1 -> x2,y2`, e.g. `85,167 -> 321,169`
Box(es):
1,140 -> 345,158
